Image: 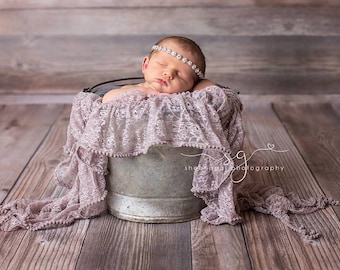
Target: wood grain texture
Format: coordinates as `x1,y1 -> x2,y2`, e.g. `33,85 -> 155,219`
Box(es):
0,104 -> 63,202
0,96 -> 340,269
1,4 -> 339,95
1,221 -> 89,270
77,215 -> 192,270
1,0 -> 339,9
0,94 -> 76,104
0,0 -> 339,267
0,7 -> 339,36
273,102 -> 340,216
0,105 -> 91,270
1,105 -> 70,202
191,220 -> 251,270
1,35 -> 339,94
240,101 -> 340,270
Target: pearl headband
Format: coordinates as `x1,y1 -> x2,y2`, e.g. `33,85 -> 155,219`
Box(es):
151,45 -> 204,79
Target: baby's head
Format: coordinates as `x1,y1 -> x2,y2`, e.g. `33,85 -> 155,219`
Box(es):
142,36 -> 206,94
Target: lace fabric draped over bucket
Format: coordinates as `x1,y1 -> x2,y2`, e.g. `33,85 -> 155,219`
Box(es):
0,85 -> 338,241
0,86 -> 243,231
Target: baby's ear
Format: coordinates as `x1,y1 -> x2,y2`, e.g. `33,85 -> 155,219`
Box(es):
142,57 -> 149,72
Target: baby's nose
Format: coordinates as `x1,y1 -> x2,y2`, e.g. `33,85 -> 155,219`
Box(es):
163,69 -> 174,79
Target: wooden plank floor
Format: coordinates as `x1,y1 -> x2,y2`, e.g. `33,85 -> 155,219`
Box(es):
0,94 -> 339,270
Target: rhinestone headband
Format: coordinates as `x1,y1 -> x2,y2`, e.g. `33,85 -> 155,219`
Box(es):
151,45 -> 204,78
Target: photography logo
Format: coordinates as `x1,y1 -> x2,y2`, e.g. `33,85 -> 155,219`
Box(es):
181,143 -> 289,183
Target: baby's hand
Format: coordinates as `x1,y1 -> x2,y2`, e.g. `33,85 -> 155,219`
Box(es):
136,86 -> 160,95
135,83 -> 169,96
192,79 -> 216,91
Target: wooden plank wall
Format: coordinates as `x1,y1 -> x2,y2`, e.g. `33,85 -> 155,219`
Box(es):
0,0 -> 339,95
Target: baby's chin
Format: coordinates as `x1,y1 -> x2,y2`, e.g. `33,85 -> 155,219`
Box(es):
164,88 -> 188,94
148,83 -> 169,93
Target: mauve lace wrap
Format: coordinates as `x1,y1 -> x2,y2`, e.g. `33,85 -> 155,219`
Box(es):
0,86 -> 338,241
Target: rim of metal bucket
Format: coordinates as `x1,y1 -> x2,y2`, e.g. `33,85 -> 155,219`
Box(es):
83,77 -> 144,93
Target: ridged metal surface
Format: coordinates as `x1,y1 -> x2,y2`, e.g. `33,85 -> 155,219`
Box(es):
106,146 -> 205,223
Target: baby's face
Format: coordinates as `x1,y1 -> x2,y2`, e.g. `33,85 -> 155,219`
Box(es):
142,41 -> 198,94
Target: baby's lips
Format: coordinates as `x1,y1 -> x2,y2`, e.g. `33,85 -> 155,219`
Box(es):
157,78 -> 168,86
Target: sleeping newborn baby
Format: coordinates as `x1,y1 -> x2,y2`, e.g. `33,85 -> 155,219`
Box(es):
102,36 -> 215,103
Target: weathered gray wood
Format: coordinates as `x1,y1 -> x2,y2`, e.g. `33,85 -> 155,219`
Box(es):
0,221 -> 89,270
77,215 -> 192,270
240,101 -> 340,270
1,0 -> 339,9
1,35 -> 339,94
191,220 -> 251,270
332,101 -> 340,115
0,0 -> 338,268
0,105 -> 91,270
273,102 -> 340,217
240,94 -> 340,105
2,105 -> 70,201
1,95 -> 340,269
0,7 -> 339,36
0,104 -> 63,202
0,94 -> 76,104
2,71 -> 339,95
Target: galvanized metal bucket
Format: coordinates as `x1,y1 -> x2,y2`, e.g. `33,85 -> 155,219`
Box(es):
106,145 -> 205,223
